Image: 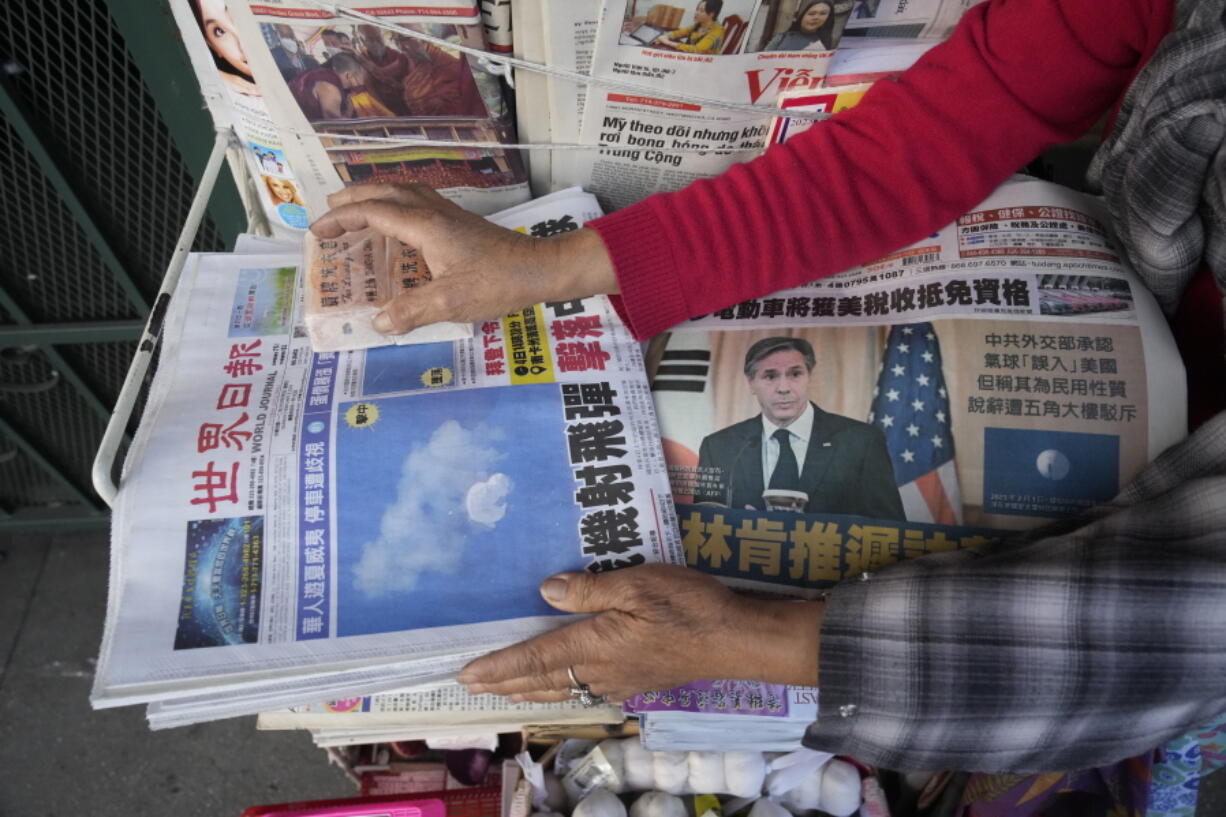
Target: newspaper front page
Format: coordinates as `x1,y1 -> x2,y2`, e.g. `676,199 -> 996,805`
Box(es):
558,0 -> 842,209
93,190 -> 682,710
226,0 -> 531,217
554,0 -> 985,207
649,177 -> 1184,596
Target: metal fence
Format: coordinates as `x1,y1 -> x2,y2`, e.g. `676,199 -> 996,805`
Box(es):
0,0 -> 233,531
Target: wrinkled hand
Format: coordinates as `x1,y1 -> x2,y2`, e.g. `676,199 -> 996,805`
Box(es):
457,564 -> 824,703
309,183 -> 616,335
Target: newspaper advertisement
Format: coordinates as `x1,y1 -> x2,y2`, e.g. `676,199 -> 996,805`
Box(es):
93,190 -> 682,708
560,0 -> 847,209
648,178 -> 1185,566
840,0 -> 982,40
227,0 -> 530,217
764,82 -> 871,144
172,0 -> 312,237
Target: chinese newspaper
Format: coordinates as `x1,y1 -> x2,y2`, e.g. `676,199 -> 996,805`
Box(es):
92,190 -> 682,718
648,176 -> 1185,599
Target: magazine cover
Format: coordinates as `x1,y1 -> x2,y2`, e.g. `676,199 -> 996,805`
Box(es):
172,0 -> 313,235
231,1 -> 531,216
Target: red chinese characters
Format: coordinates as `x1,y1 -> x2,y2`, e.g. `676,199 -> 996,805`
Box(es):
197,412 -> 252,453
190,461 -> 241,514
550,315 -> 604,341
555,341 -> 611,372
190,340 -> 266,513
481,320 -> 506,377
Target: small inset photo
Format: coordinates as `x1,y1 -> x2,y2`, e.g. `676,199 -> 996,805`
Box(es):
1037,274 -> 1133,317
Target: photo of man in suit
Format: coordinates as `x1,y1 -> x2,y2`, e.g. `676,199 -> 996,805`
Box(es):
695,336 -> 905,518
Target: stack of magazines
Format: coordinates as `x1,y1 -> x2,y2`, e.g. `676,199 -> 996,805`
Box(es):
92,188 -> 682,729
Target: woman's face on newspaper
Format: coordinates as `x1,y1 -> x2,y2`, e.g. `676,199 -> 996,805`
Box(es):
269,177 -> 296,203
198,0 -> 251,78
801,2 -> 832,31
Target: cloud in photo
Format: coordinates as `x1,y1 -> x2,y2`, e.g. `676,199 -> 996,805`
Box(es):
466,472 -> 513,526
352,420 -> 508,597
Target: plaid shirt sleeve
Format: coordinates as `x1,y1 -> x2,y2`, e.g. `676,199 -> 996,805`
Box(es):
803,411 -> 1226,773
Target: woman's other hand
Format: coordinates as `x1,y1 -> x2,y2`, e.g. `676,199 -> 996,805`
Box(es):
310,183 -> 617,335
456,563 -> 824,703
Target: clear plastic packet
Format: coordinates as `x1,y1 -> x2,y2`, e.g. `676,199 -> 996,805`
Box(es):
304,229 -> 472,352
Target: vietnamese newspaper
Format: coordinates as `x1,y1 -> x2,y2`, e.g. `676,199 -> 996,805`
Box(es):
556,0 -> 985,207
225,0 -> 531,217
92,190 -> 682,712
648,177 -> 1185,597
558,0 -> 841,209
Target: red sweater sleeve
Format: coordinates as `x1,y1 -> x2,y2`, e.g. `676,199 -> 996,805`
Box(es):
590,0 -> 1172,340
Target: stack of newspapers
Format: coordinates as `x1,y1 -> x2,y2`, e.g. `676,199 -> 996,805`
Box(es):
256,686 -> 624,748
98,0 -> 1192,746
93,187 -> 682,730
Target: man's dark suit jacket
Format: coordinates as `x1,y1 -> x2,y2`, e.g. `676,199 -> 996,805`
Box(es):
694,403 -> 905,519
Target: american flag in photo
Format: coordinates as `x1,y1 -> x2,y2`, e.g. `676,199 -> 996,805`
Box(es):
868,323 -> 963,524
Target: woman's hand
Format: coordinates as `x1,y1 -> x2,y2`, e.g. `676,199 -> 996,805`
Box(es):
309,183 -> 618,335
457,564 -> 825,703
